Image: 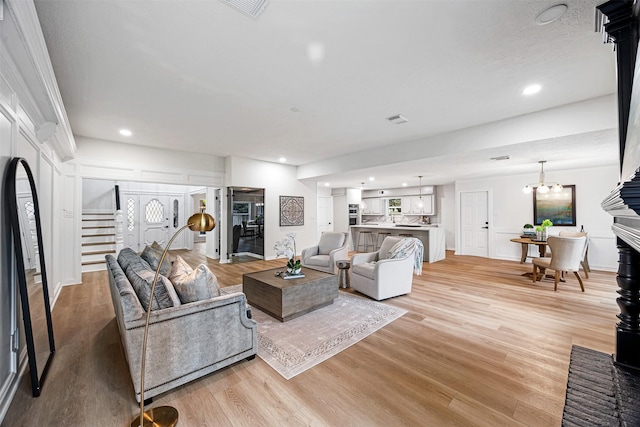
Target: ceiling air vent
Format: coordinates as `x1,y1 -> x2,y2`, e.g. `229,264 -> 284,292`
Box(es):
220,0 -> 269,19
387,114 -> 408,124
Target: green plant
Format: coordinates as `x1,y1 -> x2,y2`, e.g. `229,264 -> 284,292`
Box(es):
287,258 -> 301,271
536,219 -> 553,232
524,224 -> 534,229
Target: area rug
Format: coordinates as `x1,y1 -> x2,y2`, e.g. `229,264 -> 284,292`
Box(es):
221,284 -> 407,379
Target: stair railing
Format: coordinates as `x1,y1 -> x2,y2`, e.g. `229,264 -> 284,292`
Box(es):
114,185 -> 124,255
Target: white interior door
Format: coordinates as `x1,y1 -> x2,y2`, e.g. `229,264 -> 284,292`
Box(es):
317,196 -> 333,237
460,191 -> 489,257
140,195 -> 170,246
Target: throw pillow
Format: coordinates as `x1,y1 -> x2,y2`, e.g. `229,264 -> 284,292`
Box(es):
125,265 -> 178,311
151,241 -> 164,252
117,247 -> 153,272
169,255 -> 221,304
140,245 -> 174,277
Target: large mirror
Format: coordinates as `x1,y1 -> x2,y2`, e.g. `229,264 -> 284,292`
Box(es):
5,157 -> 55,397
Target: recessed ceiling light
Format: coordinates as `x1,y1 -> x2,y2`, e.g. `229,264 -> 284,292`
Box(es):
522,84 -> 542,95
490,155 -> 510,161
369,177 -> 375,181
402,182 -> 407,187
324,182 -> 330,187
119,129 -> 132,136
535,4 -> 568,26
279,157 -> 286,163
307,42 -> 325,64
290,107 -> 300,113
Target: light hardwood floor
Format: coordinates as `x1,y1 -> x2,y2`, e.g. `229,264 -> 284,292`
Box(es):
2,251 -> 619,426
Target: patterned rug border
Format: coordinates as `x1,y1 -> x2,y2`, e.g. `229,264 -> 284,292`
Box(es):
222,285 -> 407,379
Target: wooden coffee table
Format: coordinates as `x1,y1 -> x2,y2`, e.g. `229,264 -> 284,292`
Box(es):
242,267 -> 339,322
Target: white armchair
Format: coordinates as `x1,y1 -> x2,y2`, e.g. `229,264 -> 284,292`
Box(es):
301,232 -> 348,274
350,236 -> 416,301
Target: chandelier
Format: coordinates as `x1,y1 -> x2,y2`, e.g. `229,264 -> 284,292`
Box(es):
522,161 -> 563,194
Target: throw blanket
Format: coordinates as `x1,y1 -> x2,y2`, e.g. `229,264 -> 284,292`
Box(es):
387,238 -> 424,275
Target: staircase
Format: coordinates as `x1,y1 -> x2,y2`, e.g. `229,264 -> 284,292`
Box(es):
81,212 -> 116,272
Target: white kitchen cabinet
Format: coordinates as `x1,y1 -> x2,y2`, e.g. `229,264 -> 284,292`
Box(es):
347,188 -> 361,205
401,197 -> 412,214
362,197 -> 382,214
408,195 -> 434,215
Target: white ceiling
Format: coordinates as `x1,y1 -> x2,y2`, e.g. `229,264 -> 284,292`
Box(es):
33,0 -> 619,189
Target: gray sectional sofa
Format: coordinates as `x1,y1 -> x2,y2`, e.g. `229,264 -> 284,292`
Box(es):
106,248 -> 257,402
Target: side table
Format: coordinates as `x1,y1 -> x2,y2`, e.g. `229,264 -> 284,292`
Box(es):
336,260 -> 351,289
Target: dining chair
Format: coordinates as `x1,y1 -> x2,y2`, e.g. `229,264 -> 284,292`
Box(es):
532,236 -> 587,292
241,220 -> 255,239
544,231 -> 590,278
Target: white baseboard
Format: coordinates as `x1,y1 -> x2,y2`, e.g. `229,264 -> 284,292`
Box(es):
0,349 -> 28,425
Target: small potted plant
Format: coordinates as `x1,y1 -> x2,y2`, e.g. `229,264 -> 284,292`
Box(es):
286,258 -> 302,275
274,232 -> 302,275
522,223 -> 535,237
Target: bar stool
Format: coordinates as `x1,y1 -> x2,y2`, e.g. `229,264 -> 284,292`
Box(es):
357,231 -> 375,252
376,232 -> 391,250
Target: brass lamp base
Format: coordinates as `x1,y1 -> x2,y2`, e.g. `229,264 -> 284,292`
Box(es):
130,406 -> 178,427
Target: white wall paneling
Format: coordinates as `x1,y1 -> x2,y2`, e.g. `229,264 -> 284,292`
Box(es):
0,0 -> 77,419
0,84 -> 18,424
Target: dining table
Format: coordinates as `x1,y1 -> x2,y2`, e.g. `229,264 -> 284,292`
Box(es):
510,237 -> 549,263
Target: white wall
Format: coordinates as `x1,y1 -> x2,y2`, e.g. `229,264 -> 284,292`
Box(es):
438,184 -> 456,250
74,136 -> 225,183
223,157 -> 317,263
454,164 -> 619,271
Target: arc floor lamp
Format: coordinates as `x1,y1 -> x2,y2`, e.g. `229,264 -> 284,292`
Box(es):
131,209 -> 216,427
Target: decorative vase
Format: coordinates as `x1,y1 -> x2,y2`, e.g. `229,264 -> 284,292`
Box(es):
536,228 -> 548,241
287,267 -> 302,275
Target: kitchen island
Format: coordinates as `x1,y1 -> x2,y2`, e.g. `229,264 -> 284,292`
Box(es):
350,224 -> 446,263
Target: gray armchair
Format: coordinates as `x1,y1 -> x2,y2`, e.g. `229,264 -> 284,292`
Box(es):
301,232 -> 348,274
350,236 -> 416,300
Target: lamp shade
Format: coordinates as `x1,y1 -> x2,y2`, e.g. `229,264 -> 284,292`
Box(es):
537,184 -> 550,194
187,212 -> 216,232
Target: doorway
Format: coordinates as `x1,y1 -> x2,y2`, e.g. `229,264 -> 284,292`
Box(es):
227,187 -> 265,261
460,191 -> 489,257
317,196 -> 334,238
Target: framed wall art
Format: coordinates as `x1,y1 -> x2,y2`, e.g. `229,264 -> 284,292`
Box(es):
279,196 -> 304,226
533,185 -> 576,226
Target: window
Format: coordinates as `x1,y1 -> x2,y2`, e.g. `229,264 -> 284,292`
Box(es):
173,199 -> 179,228
127,198 -> 135,231
145,199 -> 164,224
388,198 -> 402,216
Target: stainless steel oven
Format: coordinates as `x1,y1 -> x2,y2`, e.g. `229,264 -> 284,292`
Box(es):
348,204 -> 359,225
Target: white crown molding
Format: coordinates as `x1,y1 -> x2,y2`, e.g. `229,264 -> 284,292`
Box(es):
4,0 -> 76,161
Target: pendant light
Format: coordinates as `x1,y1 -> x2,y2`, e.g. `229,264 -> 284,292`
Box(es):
417,176 -> 424,210
523,161 -> 563,194
359,182 -> 367,209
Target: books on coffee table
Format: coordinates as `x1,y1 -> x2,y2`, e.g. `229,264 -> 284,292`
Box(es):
282,272 -> 305,280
